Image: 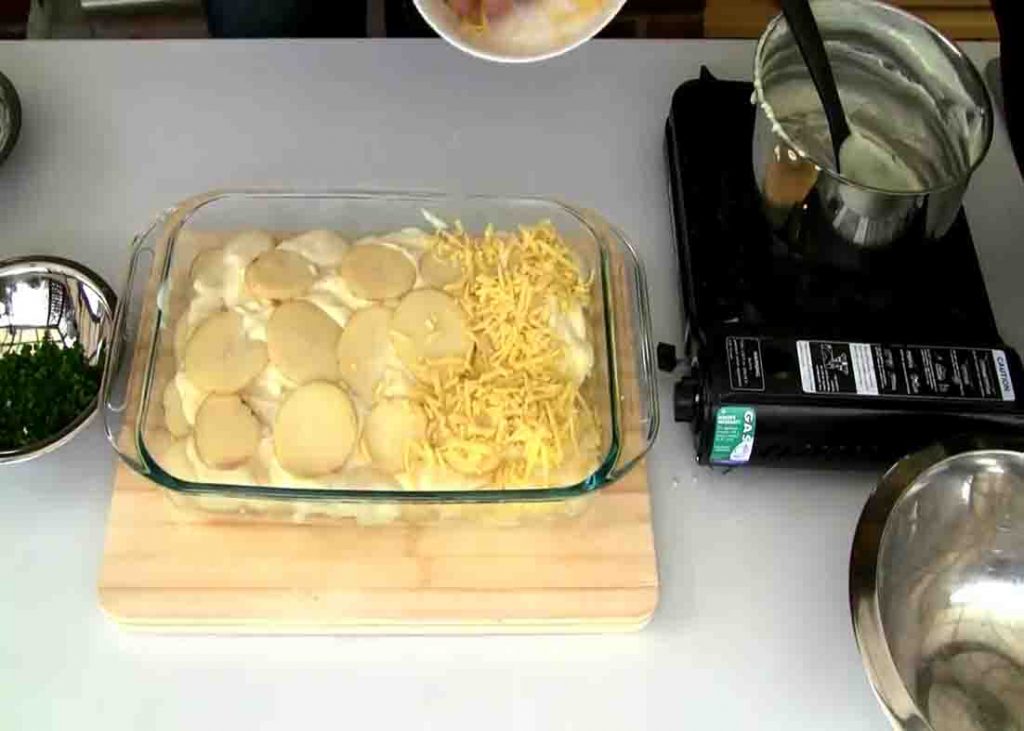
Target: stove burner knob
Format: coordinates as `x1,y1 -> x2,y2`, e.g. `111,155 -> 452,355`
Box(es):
674,376 -> 700,423
657,342 -> 680,373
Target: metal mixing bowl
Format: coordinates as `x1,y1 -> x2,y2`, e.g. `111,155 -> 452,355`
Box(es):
0,256 -> 116,465
851,438 -> 1024,730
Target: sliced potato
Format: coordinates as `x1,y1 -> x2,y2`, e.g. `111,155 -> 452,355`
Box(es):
337,305 -> 393,401
267,300 -> 342,384
380,227 -> 432,251
375,362 -> 415,400
172,315 -> 191,365
174,371 -> 207,424
194,394 -> 261,469
390,289 -> 473,374
249,437 -> 272,485
245,249 -> 316,300
364,398 -> 428,473
182,294 -> 223,333
184,310 -> 268,394
158,437 -> 196,482
438,439 -> 503,476
242,390 -> 278,427
338,243 -> 416,301
278,229 -> 348,267
145,427 -> 175,461
162,380 -> 191,437
397,460 -> 490,491
190,248 -> 225,292
333,465 -> 400,489
274,382 -> 358,477
420,248 -> 463,288
223,230 -> 275,267
241,363 -> 291,426
220,231 -> 275,308
235,300 -> 273,342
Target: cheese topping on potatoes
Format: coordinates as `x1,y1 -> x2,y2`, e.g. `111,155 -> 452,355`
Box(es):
155,219 -> 600,491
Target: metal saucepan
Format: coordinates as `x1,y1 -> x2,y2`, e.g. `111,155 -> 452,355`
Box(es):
753,0 -> 993,249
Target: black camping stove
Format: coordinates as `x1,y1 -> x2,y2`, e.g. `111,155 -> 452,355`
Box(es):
662,69 -> 1024,468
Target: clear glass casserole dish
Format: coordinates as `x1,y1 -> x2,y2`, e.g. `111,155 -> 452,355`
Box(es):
101,190 -> 658,524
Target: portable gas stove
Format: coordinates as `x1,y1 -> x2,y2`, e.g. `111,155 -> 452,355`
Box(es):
662,69 -> 1024,467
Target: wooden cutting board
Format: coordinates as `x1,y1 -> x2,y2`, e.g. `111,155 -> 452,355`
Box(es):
97,229 -> 658,634
98,462 -> 657,633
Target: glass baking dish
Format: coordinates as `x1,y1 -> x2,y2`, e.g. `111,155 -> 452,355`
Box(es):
101,190 -> 658,524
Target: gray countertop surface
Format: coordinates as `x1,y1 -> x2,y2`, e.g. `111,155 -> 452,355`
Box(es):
0,38 -> 1020,731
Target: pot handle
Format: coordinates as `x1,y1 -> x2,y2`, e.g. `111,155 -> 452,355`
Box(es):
99,213 -> 166,474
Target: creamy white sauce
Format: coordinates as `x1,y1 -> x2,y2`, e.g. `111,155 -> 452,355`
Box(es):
375,353 -> 416,401
547,296 -> 593,386
243,363 -> 294,425
173,372 -> 207,425
186,294 -> 223,330
313,273 -> 375,311
221,267 -> 250,309
223,230 -> 274,266
277,229 -> 349,267
300,291 -> 352,327
234,299 -> 274,341
396,461 -> 490,492
378,227 -> 433,252
220,231 -> 273,307
838,131 -> 923,192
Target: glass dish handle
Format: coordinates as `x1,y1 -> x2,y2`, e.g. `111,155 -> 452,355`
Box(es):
581,211 -> 660,481
99,214 -> 165,474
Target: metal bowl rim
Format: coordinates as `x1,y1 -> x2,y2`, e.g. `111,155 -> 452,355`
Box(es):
849,437 -> 1024,729
0,254 -> 116,465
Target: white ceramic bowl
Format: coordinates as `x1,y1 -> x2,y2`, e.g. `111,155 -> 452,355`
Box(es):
413,0 -> 627,63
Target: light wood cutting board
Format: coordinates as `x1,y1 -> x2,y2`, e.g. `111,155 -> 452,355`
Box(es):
97,228 -> 659,634
99,462 -> 657,633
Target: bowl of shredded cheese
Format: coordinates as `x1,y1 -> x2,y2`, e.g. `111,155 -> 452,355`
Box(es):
103,190 -> 658,525
413,0 -> 626,63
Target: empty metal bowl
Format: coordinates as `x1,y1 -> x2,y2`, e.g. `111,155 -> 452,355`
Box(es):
851,438 -> 1024,730
0,256 -> 116,465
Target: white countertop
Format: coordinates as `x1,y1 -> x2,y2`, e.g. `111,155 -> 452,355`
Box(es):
1,38 -> 1021,731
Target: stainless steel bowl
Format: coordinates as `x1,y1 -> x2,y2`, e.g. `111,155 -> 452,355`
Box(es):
851,438 -> 1024,730
0,256 -> 116,464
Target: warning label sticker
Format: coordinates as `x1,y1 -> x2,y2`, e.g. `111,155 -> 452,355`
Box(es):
725,337 -> 765,392
797,341 -> 1015,402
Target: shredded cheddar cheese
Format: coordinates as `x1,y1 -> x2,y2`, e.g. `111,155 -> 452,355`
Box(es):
409,220 -> 600,487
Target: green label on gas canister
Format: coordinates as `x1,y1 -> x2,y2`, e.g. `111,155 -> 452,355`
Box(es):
710,406 -> 756,465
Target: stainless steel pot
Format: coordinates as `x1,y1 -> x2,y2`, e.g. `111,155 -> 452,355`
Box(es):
752,0 -> 993,248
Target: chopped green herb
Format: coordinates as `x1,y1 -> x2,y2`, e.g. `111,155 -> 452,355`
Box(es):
0,337 -> 101,450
